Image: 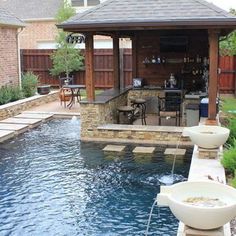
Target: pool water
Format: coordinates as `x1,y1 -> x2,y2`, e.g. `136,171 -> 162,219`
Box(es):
0,119 -> 192,236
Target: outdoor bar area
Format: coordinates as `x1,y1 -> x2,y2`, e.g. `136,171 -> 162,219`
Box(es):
59,0 -> 236,143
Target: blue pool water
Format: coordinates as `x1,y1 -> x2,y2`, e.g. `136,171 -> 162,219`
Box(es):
0,119 -> 192,236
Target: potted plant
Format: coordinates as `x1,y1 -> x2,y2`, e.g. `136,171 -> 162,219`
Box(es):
37,84 -> 51,95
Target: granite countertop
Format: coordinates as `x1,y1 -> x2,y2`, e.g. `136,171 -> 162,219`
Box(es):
80,87 -> 131,104
133,85 -> 163,90
185,92 -> 208,99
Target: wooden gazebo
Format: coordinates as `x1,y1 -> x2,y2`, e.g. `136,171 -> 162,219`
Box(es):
59,0 -> 236,122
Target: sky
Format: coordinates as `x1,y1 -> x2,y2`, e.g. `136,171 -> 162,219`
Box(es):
206,0 -> 236,11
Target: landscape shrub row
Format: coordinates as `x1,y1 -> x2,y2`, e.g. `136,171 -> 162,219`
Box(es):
221,116 -> 236,188
0,72 -> 38,105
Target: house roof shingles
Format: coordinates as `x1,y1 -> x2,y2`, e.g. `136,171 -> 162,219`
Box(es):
0,0 -> 63,21
0,7 -> 25,27
60,0 -> 236,30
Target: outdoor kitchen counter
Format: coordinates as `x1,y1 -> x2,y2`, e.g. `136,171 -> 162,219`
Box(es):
80,87 -> 131,104
80,86 -> 172,104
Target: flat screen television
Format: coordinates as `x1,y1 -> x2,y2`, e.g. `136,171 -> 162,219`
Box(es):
160,36 -> 188,53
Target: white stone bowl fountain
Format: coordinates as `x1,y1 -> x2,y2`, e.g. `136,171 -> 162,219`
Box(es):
183,125 -> 230,149
157,181 -> 236,230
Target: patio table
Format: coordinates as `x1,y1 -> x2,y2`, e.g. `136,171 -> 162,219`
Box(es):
62,84 -> 86,108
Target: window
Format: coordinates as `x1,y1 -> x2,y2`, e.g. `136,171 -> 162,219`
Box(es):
87,0 -> 100,6
71,0 -> 100,7
71,0 -> 84,7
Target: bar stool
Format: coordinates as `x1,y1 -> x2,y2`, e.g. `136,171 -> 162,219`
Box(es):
131,98 -> 147,125
117,106 -> 135,124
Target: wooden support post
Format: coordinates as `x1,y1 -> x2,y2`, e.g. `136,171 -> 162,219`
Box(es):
132,34 -> 137,79
113,35 -> 120,90
208,30 -> 219,120
119,47 -> 124,90
85,33 -> 95,101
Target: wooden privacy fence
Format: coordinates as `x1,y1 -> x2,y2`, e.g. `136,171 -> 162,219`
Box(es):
21,49 -> 236,94
219,56 -> 236,94
21,49 -> 132,89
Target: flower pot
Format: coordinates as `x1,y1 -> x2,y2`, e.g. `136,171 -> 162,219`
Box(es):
37,85 -> 51,95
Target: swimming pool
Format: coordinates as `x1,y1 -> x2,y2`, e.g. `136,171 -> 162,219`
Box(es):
0,119 -> 192,235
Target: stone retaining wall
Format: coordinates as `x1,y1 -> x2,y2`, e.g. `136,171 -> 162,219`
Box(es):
88,124 -> 191,145
0,91 -> 58,120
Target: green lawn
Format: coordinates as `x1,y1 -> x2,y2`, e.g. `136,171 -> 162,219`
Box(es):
80,89 -> 104,98
220,97 -> 236,113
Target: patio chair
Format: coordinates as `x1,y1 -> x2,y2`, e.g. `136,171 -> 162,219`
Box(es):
157,96 -> 181,126
59,77 -> 74,107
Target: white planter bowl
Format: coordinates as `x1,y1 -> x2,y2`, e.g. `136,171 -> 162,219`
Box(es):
157,181 -> 236,230
183,125 -> 230,149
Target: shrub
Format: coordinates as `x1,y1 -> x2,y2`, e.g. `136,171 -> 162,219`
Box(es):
0,85 -> 23,105
226,118 -> 236,147
231,175 -> 236,188
0,86 -> 11,105
221,139 -> 236,173
9,86 -> 23,102
21,72 -> 38,97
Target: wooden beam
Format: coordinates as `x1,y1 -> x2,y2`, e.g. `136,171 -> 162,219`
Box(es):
132,34 -> 138,78
85,33 -> 95,101
113,35 -> 120,89
119,47 -> 124,89
208,29 -> 219,120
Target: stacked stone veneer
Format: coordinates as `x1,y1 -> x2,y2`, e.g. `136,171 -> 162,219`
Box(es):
80,92 -> 128,138
128,89 -> 164,114
0,91 -> 58,120
95,125 -> 191,145
128,89 -> 164,103
80,89 -> 191,145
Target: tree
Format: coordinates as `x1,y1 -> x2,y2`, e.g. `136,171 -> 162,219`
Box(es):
220,9 -> 236,56
55,0 -> 76,23
50,0 -> 84,78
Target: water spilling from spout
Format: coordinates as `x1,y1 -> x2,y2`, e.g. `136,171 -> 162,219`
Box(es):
145,198 -> 159,236
159,134 -> 182,185
170,135 -> 181,176
71,116 -> 78,123
159,175 -> 174,185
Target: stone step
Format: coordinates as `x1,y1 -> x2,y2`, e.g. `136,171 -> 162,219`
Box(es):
0,130 -> 15,142
132,146 -> 155,153
103,145 -> 126,152
0,117 -> 42,128
164,148 -> 186,156
0,123 -> 29,134
15,113 -> 53,121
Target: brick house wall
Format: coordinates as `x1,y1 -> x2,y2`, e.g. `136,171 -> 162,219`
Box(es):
20,20 -> 58,49
0,27 -> 19,87
19,20 -> 113,49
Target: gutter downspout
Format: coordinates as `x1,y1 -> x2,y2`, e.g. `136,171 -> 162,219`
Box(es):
16,27 -> 25,88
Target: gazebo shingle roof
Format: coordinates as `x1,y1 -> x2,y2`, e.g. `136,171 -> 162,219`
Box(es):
60,0 -> 236,30
0,7 -> 25,27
